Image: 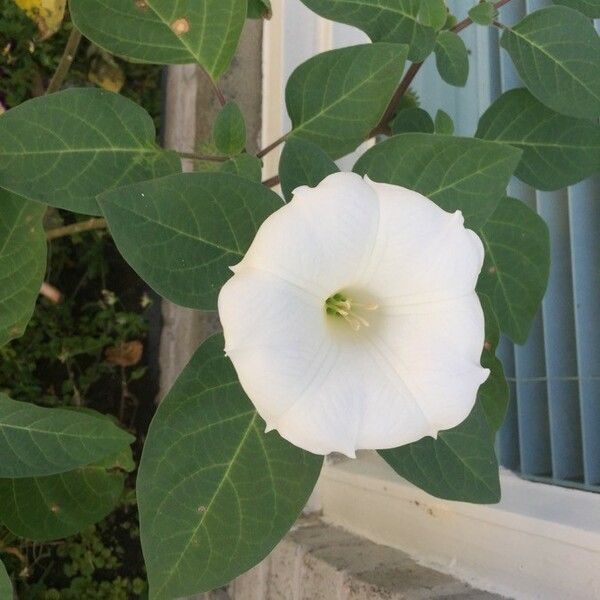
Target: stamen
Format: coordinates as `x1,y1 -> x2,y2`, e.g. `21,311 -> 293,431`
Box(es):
325,292 -> 378,330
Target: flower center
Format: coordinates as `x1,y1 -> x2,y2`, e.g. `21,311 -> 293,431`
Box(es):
325,292 -> 378,331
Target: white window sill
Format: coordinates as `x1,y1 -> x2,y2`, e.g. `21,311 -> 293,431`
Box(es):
316,452 -> 600,600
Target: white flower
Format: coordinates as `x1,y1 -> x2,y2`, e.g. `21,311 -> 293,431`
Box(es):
218,172 -> 489,457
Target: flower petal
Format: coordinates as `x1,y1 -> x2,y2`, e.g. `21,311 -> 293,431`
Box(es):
237,172 -> 380,297
371,293 -> 489,436
360,178 -> 484,305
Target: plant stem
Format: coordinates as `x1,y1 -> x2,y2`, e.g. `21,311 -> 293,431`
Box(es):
46,26 -> 82,95
46,218 -> 107,241
371,0 -> 515,134
257,134 -> 288,159
263,174 -> 280,188
178,151 -> 228,162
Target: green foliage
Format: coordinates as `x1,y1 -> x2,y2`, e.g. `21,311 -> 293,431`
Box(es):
69,0 -> 246,79
391,107 -> 434,134
286,43 -> 407,158
0,189 -> 46,347
0,459 -> 127,542
476,88 -> 600,191
353,133 -> 522,229
213,101 -> 247,156
138,334 -> 323,599
478,295 -> 509,431
99,172 -> 282,310
279,138 -> 339,202
379,403 -> 500,503
221,154 -> 263,182
0,394 -> 133,478
247,0 -> 272,19
0,88 -> 180,215
418,0 -> 447,30
500,6 -> 600,119
434,109 -> 454,134
478,197 -> 550,344
468,1 -> 498,26
434,30 -> 469,87
298,0 -> 437,61
552,0 -> 600,17
0,560 -> 12,599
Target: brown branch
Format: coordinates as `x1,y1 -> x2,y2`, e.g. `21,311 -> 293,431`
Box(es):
46,26 -> 82,94
46,218 -> 107,241
263,175 -> 280,188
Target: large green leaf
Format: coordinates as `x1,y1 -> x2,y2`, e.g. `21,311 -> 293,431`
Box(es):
0,190 -> 46,347
478,295 -> 509,431
0,560 -> 11,599
379,402 -> 500,503
138,334 -> 323,599
552,0 -> 600,17
279,138 -> 339,202
390,107 -> 435,134
0,460 -> 126,542
69,0 -> 246,79
213,101 -> 246,156
476,88 -> 600,191
286,43 -> 407,158
0,394 -> 134,478
500,6 -> 600,119
478,197 -> 550,344
0,88 -> 179,215
434,30 -> 469,87
353,133 -> 522,229
299,0 -> 436,61
99,172 -> 282,310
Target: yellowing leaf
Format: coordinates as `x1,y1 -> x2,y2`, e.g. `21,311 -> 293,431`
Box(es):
13,0 -> 66,40
88,56 -> 126,93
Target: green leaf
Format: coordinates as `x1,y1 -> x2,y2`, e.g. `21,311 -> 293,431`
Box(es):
476,88 -> 600,191
418,0 -> 447,30
0,559 -> 12,599
552,0 -> 600,18
213,101 -> 247,156
434,109 -> 454,134
390,107 -> 435,134
0,394 -> 134,478
247,0 -> 272,18
99,172 -> 282,310
434,30 -> 469,87
0,190 -> 46,347
379,402 -> 501,503
298,0 -> 436,61
353,133 -> 522,229
287,43 -> 407,158
220,154 -> 263,182
478,294 -> 509,431
0,463 -> 125,542
138,334 -> 323,599
279,138 -> 339,202
500,6 -> 600,119
468,1 -> 498,26
70,0 -> 246,79
0,88 -> 179,215
478,197 -> 550,344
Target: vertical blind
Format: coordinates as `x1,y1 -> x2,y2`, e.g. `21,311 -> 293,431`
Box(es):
413,0 -> 600,493
274,0 -> 600,492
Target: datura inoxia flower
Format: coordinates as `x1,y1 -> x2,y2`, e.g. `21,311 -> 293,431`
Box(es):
218,173 -> 489,457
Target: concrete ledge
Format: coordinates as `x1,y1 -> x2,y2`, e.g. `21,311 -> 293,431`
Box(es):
229,518 -> 505,599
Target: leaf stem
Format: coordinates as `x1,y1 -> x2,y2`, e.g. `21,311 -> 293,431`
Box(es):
46,26 -> 82,95
263,174 -> 280,188
46,218 -> 108,241
257,134 -> 288,159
